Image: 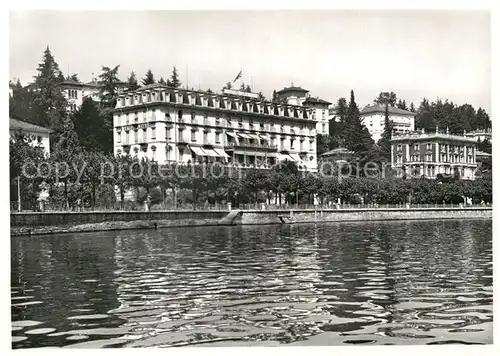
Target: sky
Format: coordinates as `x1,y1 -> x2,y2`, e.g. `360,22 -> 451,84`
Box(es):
9,10 -> 491,112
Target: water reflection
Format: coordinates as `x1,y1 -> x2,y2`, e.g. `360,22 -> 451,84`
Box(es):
11,219 -> 492,348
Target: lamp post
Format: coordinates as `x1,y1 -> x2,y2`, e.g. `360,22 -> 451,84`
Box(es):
17,176 -> 21,212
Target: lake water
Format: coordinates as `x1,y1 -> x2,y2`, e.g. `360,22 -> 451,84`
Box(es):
11,219 -> 492,348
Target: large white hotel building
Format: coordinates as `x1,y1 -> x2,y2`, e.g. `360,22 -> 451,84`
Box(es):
113,84 -> 319,171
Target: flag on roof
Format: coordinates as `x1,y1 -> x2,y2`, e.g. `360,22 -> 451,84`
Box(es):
233,70 -> 242,83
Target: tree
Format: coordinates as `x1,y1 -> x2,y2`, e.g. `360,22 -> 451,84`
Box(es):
127,71 -> 140,91
142,69 -> 156,86
410,102 -> 416,112
477,139 -> 492,154
374,91 -> 397,106
334,97 -> 348,124
29,46 -> 68,132
169,66 -> 181,88
476,108 -> 491,129
415,98 -> 435,131
98,64 -> 121,108
377,104 -> 394,159
66,73 -> 79,82
396,99 -> 408,110
272,90 -> 278,102
223,82 -> 232,90
158,77 -> 167,85
343,90 -> 373,154
245,84 -> 252,93
73,97 -> 112,153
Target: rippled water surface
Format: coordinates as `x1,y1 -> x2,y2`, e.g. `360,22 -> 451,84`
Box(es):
11,219 -> 492,348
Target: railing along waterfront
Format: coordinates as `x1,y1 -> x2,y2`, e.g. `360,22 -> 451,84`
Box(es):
10,202 -> 491,213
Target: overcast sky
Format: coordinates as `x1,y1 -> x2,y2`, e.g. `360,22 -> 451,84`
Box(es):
9,10 -> 490,112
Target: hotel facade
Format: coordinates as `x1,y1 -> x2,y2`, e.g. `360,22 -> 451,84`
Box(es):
390,129 -> 478,180
113,84 -> 319,171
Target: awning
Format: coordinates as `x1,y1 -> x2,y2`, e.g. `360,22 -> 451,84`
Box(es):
226,132 -> 238,138
190,146 -> 207,156
259,134 -> 270,140
289,153 -> 302,161
246,133 -> 260,140
237,133 -> 252,139
213,148 -> 230,158
203,148 -> 219,157
278,153 -> 294,161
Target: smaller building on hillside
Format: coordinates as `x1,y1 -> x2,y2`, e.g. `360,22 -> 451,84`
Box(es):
465,128 -> 492,143
320,147 -> 354,163
390,129 -> 477,180
9,117 -> 52,156
361,104 -> 415,142
53,79 -> 102,112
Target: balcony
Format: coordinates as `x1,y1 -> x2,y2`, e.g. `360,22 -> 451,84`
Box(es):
224,141 -> 278,151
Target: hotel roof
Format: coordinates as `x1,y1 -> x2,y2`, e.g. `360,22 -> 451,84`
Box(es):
276,86 -> 310,94
361,104 -> 415,116
303,97 -> 332,106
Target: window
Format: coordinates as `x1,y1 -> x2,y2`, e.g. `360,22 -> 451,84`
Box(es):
117,132 -> 121,143
426,154 -> 432,162
178,110 -> 183,120
125,131 -> 129,144
397,155 -> 402,163
191,112 -> 196,122
215,132 -> 220,143
151,127 -> 156,139
37,136 -> 42,143
238,118 -> 243,127
397,144 -> 402,151
426,143 -> 432,150
142,128 -> 147,141
166,127 -> 171,141
151,146 -> 156,160
322,123 -> 326,133
203,131 -> 208,143
414,144 -> 419,150
191,130 -> 196,142
291,139 -> 295,150
134,130 -> 138,143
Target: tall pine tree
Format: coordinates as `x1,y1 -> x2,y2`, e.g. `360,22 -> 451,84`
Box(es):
73,97 -> 112,153
30,46 -> 68,147
378,104 -> 394,158
142,69 -> 155,86
170,66 -> 181,88
343,90 -> 373,153
127,71 -> 140,91
98,65 -> 120,108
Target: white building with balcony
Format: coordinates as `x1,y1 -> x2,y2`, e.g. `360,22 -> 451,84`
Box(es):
360,104 -> 415,142
113,84 -> 319,171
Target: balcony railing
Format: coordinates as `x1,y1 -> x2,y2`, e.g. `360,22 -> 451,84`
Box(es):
224,142 -> 278,150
